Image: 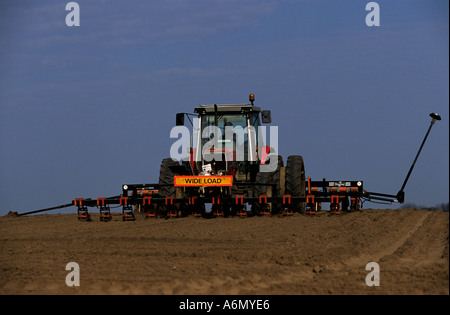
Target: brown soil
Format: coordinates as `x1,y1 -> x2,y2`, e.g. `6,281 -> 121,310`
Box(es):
0,209 -> 448,295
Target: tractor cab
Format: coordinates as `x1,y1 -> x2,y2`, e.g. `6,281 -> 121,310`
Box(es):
177,94 -> 272,179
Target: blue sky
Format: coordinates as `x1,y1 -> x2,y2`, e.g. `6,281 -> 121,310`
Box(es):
0,0 -> 448,215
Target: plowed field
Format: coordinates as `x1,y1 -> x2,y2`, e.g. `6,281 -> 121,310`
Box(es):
0,209 -> 448,295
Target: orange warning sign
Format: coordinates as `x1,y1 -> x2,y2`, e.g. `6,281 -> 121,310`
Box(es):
174,176 -> 233,187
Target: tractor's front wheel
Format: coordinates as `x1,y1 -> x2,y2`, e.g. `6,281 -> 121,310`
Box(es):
251,171 -> 270,216
269,155 -> 284,214
252,155 -> 284,215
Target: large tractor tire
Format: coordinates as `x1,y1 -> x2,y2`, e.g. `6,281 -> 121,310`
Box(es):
251,171 -> 270,216
158,158 -> 179,217
250,155 -> 283,215
269,155 -> 284,214
285,155 -> 306,213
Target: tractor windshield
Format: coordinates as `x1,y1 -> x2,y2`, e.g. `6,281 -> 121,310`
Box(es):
200,113 -> 260,162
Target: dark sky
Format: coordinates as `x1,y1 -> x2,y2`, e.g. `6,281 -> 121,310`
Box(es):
0,0 -> 448,215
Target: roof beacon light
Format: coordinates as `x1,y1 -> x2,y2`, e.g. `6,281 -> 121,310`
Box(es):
249,94 -> 255,105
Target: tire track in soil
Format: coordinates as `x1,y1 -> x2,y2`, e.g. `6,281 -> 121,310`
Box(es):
382,211 -> 449,265
152,211 -> 439,295
341,211 -> 432,268
322,210 -> 449,295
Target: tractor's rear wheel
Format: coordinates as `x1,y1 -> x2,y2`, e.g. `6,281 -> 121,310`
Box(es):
158,158 -> 179,217
285,155 -> 306,213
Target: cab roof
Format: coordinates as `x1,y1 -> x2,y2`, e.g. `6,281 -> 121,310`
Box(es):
194,104 -> 262,114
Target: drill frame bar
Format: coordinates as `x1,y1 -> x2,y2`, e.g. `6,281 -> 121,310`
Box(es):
72,178 -> 367,215
16,178 -> 389,218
